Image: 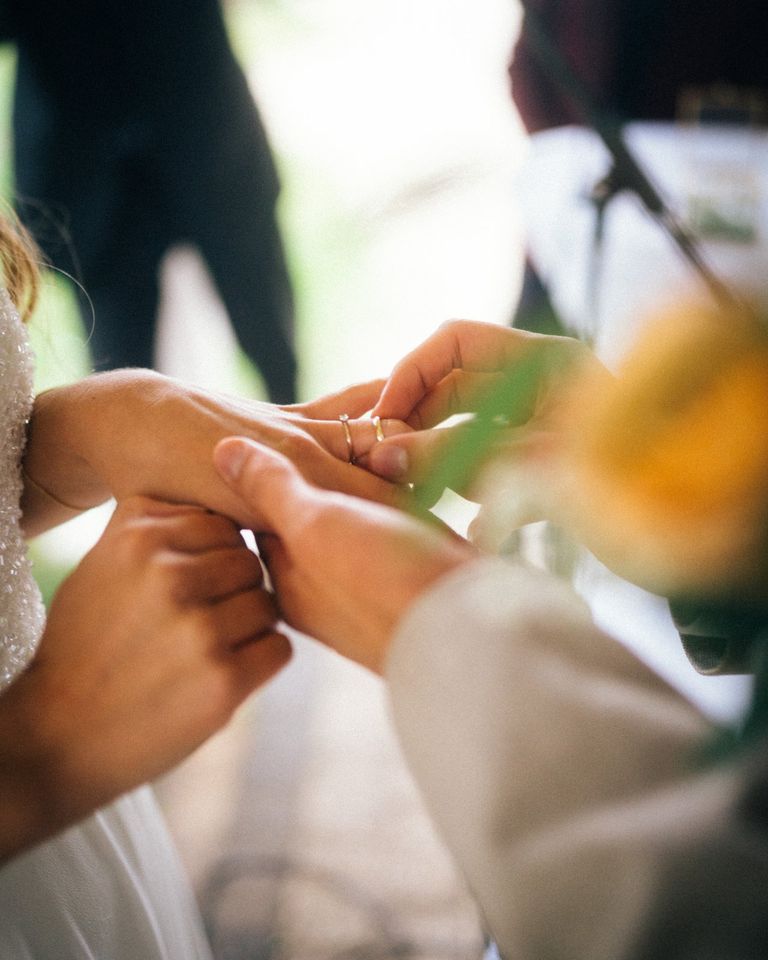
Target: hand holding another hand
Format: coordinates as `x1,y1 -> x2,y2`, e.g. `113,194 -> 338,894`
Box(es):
22,373 -> 413,537
213,438 -> 475,674
363,319 -> 603,494
362,309 -> 768,606
2,496 -> 290,859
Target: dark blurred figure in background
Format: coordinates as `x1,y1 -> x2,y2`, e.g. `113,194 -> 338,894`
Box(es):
508,0 -> 768,337
7,0 -> 298,403
510,0 -> 768,135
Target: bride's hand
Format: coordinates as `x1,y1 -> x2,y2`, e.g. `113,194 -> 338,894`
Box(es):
22,371 -> 413,535
1,496 -> 290,860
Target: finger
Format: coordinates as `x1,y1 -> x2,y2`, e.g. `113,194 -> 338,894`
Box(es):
214,437 -> 323,539
254,531 -> 286,572
299,448 -> 411,508
254,532 -> 307,629
113,502 -> 245,553
229,632 -> 293,701
216,433 -> 409,522
115,496 -> 209,521
299,379 -> 388,420
405,370 -> 521,429
363,424 -> 472,484
154,511 -> 245,552
173,545 -> 264,603
372,321 -> 537,422
208,586 -> 280,649
302,415 -> 412,463
363,422 -> 530,509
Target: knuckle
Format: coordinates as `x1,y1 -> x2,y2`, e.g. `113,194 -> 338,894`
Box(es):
216,552 -> 259,595
409,407 -> 427,431
437,317 -> 461,332
114,494 -> 157,518
299,503 -> 332,543
438,318 -> 470,338
201,514 -> 242,546
112,521 -> 160,563
150,553 -> 190,599
275,431 -> 313,461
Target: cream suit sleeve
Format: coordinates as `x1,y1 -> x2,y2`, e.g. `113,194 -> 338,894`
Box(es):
385,559 -> 767,959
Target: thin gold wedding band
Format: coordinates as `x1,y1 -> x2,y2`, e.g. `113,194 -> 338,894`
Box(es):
371,415 -> 385,442
339,413 -> 355,463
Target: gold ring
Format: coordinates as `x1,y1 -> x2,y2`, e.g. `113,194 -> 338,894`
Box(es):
371,415 -> 385,442
339,413 -> 355,463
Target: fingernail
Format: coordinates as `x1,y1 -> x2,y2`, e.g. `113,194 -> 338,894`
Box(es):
215,440 -> 249,482
371,444 -> 408,480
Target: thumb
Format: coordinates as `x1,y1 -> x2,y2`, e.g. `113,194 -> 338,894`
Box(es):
366,425 -> 466,484
213,437 -> 310,537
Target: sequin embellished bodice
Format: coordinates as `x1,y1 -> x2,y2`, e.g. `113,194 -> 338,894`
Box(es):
0,290 -> 45,689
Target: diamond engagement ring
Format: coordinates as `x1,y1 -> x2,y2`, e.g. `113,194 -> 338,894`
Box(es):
339,413 -> 355,463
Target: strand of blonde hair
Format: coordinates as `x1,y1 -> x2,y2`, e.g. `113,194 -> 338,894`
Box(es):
0,206 -> 40,322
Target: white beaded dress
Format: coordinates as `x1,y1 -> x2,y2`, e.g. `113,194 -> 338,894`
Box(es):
0,290 -> 213,959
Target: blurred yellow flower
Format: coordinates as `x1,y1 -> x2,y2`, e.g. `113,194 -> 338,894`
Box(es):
559,299 -> 768,602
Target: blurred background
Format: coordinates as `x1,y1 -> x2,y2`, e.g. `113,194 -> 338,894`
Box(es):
6,0 -> 763,955
8,0 -> 524,592
3,1 -> 524,957
0,0 -> 768,948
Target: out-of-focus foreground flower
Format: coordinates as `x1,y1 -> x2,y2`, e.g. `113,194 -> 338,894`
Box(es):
552,299 -> 768,604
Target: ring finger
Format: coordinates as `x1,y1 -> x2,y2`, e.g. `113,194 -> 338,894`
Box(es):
300,416 -> 413,464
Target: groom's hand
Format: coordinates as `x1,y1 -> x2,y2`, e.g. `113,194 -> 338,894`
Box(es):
213,437 -> 474,673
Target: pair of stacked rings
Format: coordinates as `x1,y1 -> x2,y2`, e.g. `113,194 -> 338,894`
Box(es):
338,414 -> 385,463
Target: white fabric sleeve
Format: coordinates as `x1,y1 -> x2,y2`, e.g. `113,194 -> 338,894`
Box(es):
385,558 -> 741,959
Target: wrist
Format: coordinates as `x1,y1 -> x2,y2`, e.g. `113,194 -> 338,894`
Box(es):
0,669 -> 81,861
371,543 -> 475,675
24,370 -> 169,516
25,383 -> 112,513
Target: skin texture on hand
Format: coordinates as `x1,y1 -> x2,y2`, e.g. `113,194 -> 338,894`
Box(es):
361,320 -> 610,524
213,438 -> 475,674
371,319 -> 600,425
363,319 -> 604,497
364,313 -> 768,608
21,370 -> 412,537
0,496 -> 290,862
